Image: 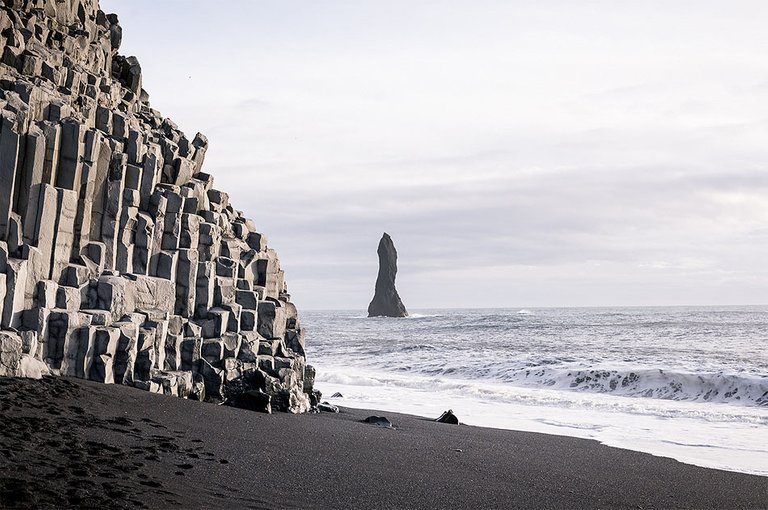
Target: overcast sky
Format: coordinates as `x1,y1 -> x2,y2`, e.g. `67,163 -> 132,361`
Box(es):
102,0 -> 768,310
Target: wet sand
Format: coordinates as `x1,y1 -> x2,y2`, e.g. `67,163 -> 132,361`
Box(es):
0,377 -> 765,509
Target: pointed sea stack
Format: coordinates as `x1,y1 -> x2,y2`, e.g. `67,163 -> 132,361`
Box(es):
368,233 -> 408,317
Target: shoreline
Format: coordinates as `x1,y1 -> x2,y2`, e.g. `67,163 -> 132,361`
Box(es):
314,374 -> 768,478
1,377 -> 767,509
303,307 -> 768,479
318,390 -> 768,477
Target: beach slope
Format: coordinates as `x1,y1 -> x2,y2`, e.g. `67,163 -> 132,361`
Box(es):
0,377 -> 765,509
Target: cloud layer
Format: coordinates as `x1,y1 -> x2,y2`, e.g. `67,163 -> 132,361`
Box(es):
103,0 -> 768,309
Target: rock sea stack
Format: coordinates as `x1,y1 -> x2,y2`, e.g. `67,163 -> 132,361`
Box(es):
367,233 -> 408,317
0,0 -> 313,413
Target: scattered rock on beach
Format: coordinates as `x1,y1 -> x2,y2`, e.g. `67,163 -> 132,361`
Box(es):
363,416 -> 393,428
331,392 -> 344,398
309,389 -> 322,408
18,355 -> 50,379
318,402 -> 339,413
0,332 -> 22,377
436,409 -> 459,425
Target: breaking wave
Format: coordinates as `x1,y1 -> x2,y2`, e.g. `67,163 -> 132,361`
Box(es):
305,307 -> 768,408
321,364 -> 768,407
490,366 -> 768,406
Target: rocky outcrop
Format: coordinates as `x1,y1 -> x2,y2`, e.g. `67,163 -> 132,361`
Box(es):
367,233 -> 408,317
0,0 -> 312,412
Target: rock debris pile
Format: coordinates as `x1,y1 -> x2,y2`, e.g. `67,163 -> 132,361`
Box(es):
0,0 -> 313,412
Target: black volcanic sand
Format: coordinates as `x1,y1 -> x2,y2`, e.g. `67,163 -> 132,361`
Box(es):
0,378 -> 766,509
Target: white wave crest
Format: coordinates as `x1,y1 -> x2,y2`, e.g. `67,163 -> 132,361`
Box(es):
318,363 -> 768,408
505,367 -> 768,406
316,365 -> 768,425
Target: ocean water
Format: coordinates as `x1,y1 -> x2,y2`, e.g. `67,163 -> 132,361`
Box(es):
302,307 -> 768,477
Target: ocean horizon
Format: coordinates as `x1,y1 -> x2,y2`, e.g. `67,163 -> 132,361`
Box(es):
301,304 -> 768,311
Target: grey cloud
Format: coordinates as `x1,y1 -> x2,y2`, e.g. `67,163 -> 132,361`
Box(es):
224,161 -> 768,301
102,0 -> 768,309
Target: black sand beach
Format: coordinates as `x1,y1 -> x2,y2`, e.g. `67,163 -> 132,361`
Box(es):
0,377 -> 765,510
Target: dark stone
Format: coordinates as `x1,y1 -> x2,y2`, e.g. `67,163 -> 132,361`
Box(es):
303,364 -> 316,393
114,55 -> 141,94
230,390 -> 271,414
269,389 -> 291,413
309,389 -> 322,407
318,401 -> 338,413
367,233 -> 408,317
435,409 -> 459,424
363,416 -> 393,428
189,373 -> 206,402
331,392 -> 344,398
110,23 -> 122,51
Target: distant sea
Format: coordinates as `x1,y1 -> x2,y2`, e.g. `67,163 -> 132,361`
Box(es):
302,307 -> 768,476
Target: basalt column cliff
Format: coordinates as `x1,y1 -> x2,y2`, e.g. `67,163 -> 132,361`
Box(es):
0,0 -> 313,413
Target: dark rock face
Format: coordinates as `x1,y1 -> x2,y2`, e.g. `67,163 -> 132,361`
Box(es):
0,0 -> 313,413
367,233 -> 408,317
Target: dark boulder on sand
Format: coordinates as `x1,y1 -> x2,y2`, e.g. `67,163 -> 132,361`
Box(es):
0,332 -> 21,377
368,233 -> 408,317
363,415 -> 393,428
318,401 -> 339,413
309,389 -> 322,408
436,409 -> 459,424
